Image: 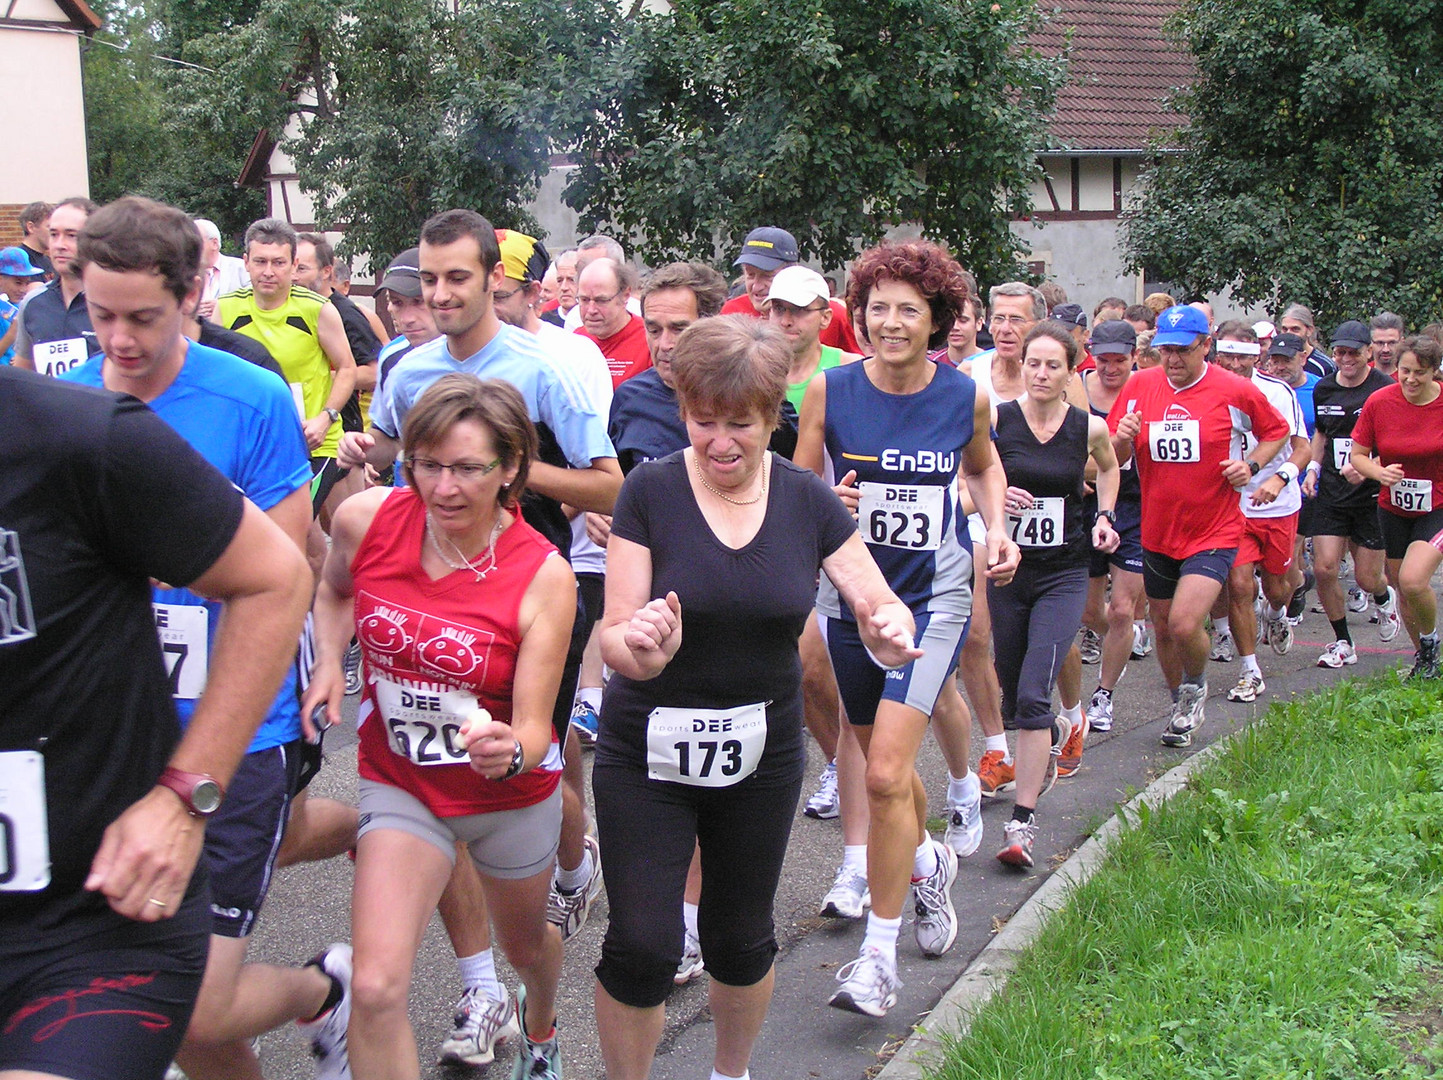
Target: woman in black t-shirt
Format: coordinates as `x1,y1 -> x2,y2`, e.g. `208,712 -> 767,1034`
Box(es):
591,316 -> 918,1080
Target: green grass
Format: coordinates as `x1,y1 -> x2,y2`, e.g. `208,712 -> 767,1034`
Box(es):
931,674 -> 1443,1079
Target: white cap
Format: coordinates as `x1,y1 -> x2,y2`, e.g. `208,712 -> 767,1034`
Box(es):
765,265 -> 831,309
1252,319 -> 1276,339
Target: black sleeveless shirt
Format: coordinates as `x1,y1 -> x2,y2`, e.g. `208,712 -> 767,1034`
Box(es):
994,400 -> 1091,568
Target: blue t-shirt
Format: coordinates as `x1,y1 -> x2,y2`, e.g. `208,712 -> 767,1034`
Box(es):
609,368 -> 687,475
0,297 -> 16,365
1292,371 -> 1320,436
65,341 -> 312,751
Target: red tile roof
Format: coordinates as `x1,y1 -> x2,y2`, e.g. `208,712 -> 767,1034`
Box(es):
1031,1 -> 1192,152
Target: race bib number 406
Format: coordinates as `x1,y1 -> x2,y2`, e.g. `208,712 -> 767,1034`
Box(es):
36,337 -> 88,378
1391,478 -> 1433,513
0,751 -> 50,892
859,483 -> 946,550
1148,420 -> 1201,463
647,702 -> 767,787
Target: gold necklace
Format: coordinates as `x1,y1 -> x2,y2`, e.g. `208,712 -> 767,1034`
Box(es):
693,453 -> 767,506
426,512 -> 506,581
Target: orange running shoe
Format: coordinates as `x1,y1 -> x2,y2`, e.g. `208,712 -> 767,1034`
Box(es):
977,749 -> 1016,798
1056,714 -> 1088,778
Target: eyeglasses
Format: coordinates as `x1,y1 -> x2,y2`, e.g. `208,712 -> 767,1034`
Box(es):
989,314 -> 1035,328
492,287 -> 524,303
406,457 -> 502,482
576,290 -> 622,307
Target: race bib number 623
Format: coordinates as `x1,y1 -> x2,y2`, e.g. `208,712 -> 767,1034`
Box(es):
858,483 -> 946,550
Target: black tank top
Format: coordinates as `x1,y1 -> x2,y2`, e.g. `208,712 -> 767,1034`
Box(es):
994,400 -> 1090,567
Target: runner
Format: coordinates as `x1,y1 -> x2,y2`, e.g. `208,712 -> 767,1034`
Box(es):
991,321 -> 1119,867
13,197 -> 99,375
1304,327 -> 1400,668
1348,335 -> 1443,678
305,374 -> 577,1080
593,315 -> 917,1077
719,225 -> 862,352
1262,327 -> 1323,621
1108,305 -> 1289,747
796,240 -> 1019,1016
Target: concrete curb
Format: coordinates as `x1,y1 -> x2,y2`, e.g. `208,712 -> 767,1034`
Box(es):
875,740 -> 1228,1080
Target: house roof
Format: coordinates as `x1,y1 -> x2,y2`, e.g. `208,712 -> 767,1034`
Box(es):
57,1 -> 102,31
1031,1 -> 1191,153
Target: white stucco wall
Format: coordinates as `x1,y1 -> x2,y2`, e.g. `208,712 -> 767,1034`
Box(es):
0,10 -> 90,202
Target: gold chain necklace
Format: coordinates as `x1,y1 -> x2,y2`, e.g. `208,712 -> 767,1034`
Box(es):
426,512 -> 506,581
693,453 -> 767,506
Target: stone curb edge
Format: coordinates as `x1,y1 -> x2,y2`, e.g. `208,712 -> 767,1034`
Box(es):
875,740 -> 1228,1080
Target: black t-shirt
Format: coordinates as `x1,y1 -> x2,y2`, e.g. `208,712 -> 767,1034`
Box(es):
198,318 -> 286,381
995,401 -> 1091,567
19,244 -> 54,280
330,292 -> 382,433
1313,368 -> 1393,509
597,452 -> 855,781
0,369 -> 244,940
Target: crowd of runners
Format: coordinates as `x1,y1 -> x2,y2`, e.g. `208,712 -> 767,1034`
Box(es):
4,194 -> 1442,1080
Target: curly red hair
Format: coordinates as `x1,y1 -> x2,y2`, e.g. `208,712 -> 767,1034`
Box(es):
846,241 -> 972,351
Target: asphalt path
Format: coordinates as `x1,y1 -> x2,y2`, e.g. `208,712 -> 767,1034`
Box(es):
247,598 -> 1412,1079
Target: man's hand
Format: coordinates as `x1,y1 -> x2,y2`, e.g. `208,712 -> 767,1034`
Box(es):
338,431 -> 374,471
301,415 -> 331,451
585,513 -> 612,547
1249,474 -> 1287,506
1220,458 -> 1253,489
84,787 -> 204,921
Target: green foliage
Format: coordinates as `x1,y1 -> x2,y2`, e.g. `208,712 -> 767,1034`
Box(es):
1121,0 -> 1443,327
562,0 -> 1063,282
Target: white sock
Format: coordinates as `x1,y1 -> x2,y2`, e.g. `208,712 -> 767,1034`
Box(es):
911,838 -> 938,881
862,913 -> 902,963
1240,653 -> 1261,677
711,1069 -> 749,1080
1267,604 -> 1286,621
1214,616 -> 1230,636
456,949 -> 503,1000
555,847 -> 593,892
842,844 -> 868,874
683,901 -> 699,938
948,770 -> 979,804
985,733 -> 1011,763
578,685 -> 602,711
1060,702 -> 1083,729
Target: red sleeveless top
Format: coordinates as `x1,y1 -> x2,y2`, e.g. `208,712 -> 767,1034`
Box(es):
352,487 -> 562,816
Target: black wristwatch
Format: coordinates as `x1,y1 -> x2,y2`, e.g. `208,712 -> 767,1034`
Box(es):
1247,459 -> 1262,477
1096,509 -> 1117,525
500,739 -> 525,781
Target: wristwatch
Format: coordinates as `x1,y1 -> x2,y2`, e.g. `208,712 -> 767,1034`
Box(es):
500,739 -> 526,781
1247,459 -> 1262,477
1096,509 -> 1117,525
1277,464 -> 1299,484
156,766 -> 225,817
323,407 -> 341,424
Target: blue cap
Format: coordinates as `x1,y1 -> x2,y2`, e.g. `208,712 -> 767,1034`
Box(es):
0,246 -> 44,278
1152,305 -> 1211,347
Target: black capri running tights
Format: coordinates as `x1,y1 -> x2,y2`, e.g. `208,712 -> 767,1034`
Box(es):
987,561 -> 1089,730
592,757 -> 802,1008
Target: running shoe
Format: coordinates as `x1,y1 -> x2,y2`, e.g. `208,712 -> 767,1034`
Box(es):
829,946 -> 901,1017
569,698 -> 599,746
1161,680 -> 1207,747
674,928 -> 705,984
1409,637 -> 1441,680
1131,622 -> 1154,659
546,834 -> 602,942
438,986 -> 519,1067
1226,671 -> 1266,703
1346,586 -> 1369,613
1317,640 -> 1358,668
1088,688 -> 1114,733
1079,627 -> 1102,665
1055,713 -> 1088,778
510,984 -> 562,1080
996,816 -> 1038,869
297,943 -> 352,1080
1209,628 -> 1235,663
819,864 -> 871,919
1041,715 -> 1067,796
342,638 -> 363,696
1377,587 -> 1402,643
945,785 -> 984,858
1287,571 -> 1313,622
804,760 -> 840,819
1265,611 -> 1293,655
912,840 -> 958,957
977,749 -> 1016,798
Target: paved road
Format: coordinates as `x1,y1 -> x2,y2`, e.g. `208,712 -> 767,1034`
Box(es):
247,601 -> 1411,1079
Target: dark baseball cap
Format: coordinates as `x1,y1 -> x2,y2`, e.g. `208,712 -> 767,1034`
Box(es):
1052,302 -> 1086,330
379,247 -> 421,297
1090,319 -> 1137,356
1267,332 -> 1307,358
733,227 -> 799,271
1331,320 -> 1371,350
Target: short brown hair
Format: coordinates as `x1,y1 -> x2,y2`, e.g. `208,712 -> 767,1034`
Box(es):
1398,335 -> 1443,372
401,375 -> 537,508
19,202 -> 52,230
245,217 -> 299,258
641,262 -> 728,319
75,195 -> 201,304
1143,292 -> 1176,318
1023,320 -> 1080,370
672,316 -> 789,427
420,209 -> 501,274
1214,319 -> 1256,342
297,232 -> 335,268
846,240 -> 971,351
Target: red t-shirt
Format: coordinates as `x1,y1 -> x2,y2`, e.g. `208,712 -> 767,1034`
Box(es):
352,488 -> 562,816
720,293 -> 862,353
1352,383 -> 1443,518
1107,363 -> 1290,559
578,314 -> 651,389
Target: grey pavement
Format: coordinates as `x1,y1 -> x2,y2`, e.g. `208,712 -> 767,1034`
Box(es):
247,601 -> 1412,1079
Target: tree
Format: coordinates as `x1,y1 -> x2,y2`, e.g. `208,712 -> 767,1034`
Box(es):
1121,0 -> 1443,327
560,0 -> 1064,282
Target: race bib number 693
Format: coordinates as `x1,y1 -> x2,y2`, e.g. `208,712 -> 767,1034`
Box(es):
1148,420 -> 1201,463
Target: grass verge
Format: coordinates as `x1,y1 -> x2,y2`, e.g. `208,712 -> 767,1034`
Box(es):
932,673 -> 1443,1079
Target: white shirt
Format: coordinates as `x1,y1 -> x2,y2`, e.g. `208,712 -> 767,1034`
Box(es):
1238,369 -> 1306,519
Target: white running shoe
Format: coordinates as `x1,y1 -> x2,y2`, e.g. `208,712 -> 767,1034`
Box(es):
546,834 -> 603,942
1346,586 -> 1369,613
1079,627 -> 1102,664
438,986 -> 519,1067
1040,714 -> 1067,796
996,815 -> 1038,868
945,785 -> 984,858
912,840 -> 958,957
804,760 -> 840,819
297,944 -> 352,1080
1209,628 -> 1235,663
1161,680 -> 1207,747
1377,587 -> 1402,643
1317,639 -> 1358,668
1264,612 -> 1293,655
1088,688 -> 1114,732
819,864 -> 870,919
674,928 -> 704,985
1226,671 -> 1266,702
829,946 -> 901,1017
1131,622 -> 1154,659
